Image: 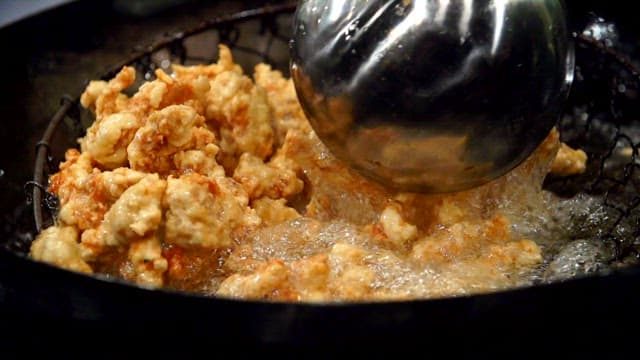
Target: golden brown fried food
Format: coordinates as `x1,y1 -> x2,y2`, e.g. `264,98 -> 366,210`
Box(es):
31,45 -> 587,302
127,104 -> 220,176
550,142 -> 588,176
163,174 -> 260,248
30,226 -> 92,274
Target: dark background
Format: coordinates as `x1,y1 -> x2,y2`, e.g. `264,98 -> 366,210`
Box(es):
0,0 -> 638,356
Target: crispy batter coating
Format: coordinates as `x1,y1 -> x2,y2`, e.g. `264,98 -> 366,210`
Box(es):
84,175 -> 165,246
251,198 -> 300,227
125,236 -> 168,288
205,65 -> 274,170
164,174 -> 260,248
30,226 -> 92,274
50,150 -> 148,230
79,65 -> 213,171
127,104 -> 220,176
173,144 -> 225,179
172,45 -> 242,81
80,66 -> 135,118
550,142 -> 588,176
254,64 -> 312,145
378,204 -> 418,248
79,174 -> 165,264
33,45 -> 587,299
233,152 -> 303,200
81,112 -> 141,169
217,260 -> 291,300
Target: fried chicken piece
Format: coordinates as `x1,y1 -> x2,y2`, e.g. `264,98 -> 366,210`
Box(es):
217,260 -> 293,300
253,64 -> 312,145
485,239 -> 542,268
163,174 -> 260,248
99,174 -> 165,244
550,142 -> 588,176
327,243 -> 376,300
173,143 -> 225,178
377,204 -> 418,248
217,253 -> 332,302
233,152 -> 304,200
172,44 -> 242,81
79,174 -> 166,260
51,150 -> 147,230
80,112 -> 141,169
80,80 -> 108,112
124,236 -> 168,288
288,254 -> 331,301
79,67 -> 139,170
79,66 -> 212,170
251,198 -> 300,226
49,149 -> 94,215
127,104 -> 221,176
138,69 -> 210,116
30,226 -> 92,274
80,66 -> 135,118
411,214 -> 516,263
206,68 -> 274,170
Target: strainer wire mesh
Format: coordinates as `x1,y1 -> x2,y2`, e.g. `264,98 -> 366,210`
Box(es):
548,31 -> 640,261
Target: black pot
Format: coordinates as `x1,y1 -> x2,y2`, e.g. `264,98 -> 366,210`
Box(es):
1,0 -> 639,355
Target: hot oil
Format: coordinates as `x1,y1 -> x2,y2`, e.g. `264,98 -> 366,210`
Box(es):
228,128 -> 623,301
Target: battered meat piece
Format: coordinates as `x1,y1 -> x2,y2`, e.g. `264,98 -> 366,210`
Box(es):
125,236 -> 168,287
217,260 -> 291,300
205,57 -> 274,171
50,150 -> 147,231
254,64 -> 312,145
127,104 -> 222,177
81,113 -> 141,169
163,174 -> 260,248
172,45 -> 242,81
80,67 -> 138,169
550,142 -> 588,176
80,66 -> 135,119
30,226 -> 92,274
233,152 -> 304,200
173,144 -> 225,179
251,198 -> 300,226
80,174 -> 166,251
80,65 -> 211,170
378,204 -> 418,248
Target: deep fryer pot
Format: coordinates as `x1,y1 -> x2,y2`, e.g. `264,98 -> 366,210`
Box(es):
1,0 -> 639,351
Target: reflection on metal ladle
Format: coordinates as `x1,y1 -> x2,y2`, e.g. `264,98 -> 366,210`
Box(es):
291,0 -> 574,193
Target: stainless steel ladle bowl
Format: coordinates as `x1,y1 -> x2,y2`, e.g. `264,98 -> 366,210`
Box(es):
291,0 -> 574,193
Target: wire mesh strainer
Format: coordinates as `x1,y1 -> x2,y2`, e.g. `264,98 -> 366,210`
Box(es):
10,3 -> 640,287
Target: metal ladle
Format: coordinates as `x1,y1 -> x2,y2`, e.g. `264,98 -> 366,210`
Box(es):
290,0 -> 574,193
